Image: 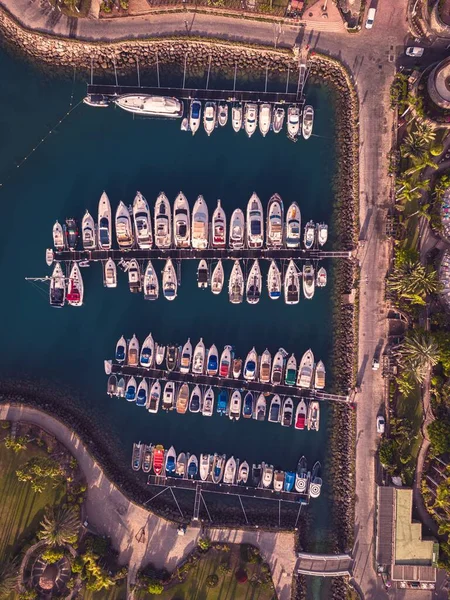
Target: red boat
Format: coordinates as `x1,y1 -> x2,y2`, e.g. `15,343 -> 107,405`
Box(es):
152,445 -> 165,476
219,346 -> 232,378
294,399 -> 307,431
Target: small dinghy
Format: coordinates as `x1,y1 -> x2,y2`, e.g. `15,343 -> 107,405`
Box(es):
294,399 -> 307,430
286,202 -> 301,248
162,381 -> 175,411
317,223 -> 328,246
267,260 -> 282,300
189,100 -> 202,135
229,209 -> 245,249
53,221 -> 65,250
202,387 -> 215,416
246,259 -> 262,305
297,349 -> 314,388
192,338 -> 206,374
259,103 -> 271,137
143,260 -> 159,300
254,394 -> 266,421
49,262 -> 65,308
244,347 -> 258,381
212,200 -> 227,248
103,258 -> 117,289
237,461 -> 249,485
304,220 -> 315,249
127,259 -> 142,294
218,103 -> 228,126
285,354 -> 297,386
266,193 -> 284,248
98,192 -> 112,250
246,193 -> 264,249
115,335 -> 127,363
219,346 -> 233,378
287,104 -> 301,138
46,248 -> 54,266
217,389 -> 228,415
180,338 -> 193,374
154,192 -> 172,249
133,191 -> 152,249
176,383 -> 189,414
231,103 -> 243,133
203,101 -> 217,136
211,260 -> 224,295
223,456 -> 237,485
302,105 -> 314,140
127,334 -> 139,366
173,192 -> 190,248
229,390 -> 241,421
162,259 -> 177,301
187,454 -> 199,479
284,260 -> 300,305
115,201 -> 134,250
282,397 -> 294,427
197,259 -> 209,289
212,454 -> 226,483
244,103 -> 258,137
199,454 -> 212,481
176,452 -> 187,478
125,376 -> 137,402
316,266 -> 327,288
136,378 -> 148,407
67,263 -> 84,307
271,350 -> 284,385
259,349 -> 271,383
272,107 -> 285,133
262,463 -> 274,488
314,360 -> 326,390
82,210 -> 96,250
107,375 -> 117,397
229,260 -> 244,304
307,400 -> 320,431
140,333 -> 155,367
303,263 -> 315,300
191,196 -> 209,249
206,344 -> 219,376
268,395 -> 282,423
142,445 -> 153,473
148,380 -> 161,413
242,391 -> 254,419
189,385 -> 202,413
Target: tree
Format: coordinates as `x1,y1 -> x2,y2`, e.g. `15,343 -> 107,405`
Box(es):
404,152 -> 439,177
0,557 -> 18,598
395,177 -> 429,210
379,439 -> 396,470
428,419 -> 450,455
388,261 -> 441,304
16,456 -> 64,493
147,580 -> 164,595
39,505 -> 79,546
433,174 -> 450,202
398,331 -> 439,383
401,131 -> 428,160
4,436 -> 28,453
206,574 -> 219,588
41,548 -> 65,564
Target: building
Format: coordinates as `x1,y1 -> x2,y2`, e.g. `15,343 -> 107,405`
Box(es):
428,56 -> 450,109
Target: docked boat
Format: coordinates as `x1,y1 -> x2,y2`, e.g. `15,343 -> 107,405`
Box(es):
284,471 -> 295,492
189,385 -> 202,413
203,101 -> 217,136
237,461 -> 249,485
229,209 -> 245,249
154,193 -> 172,249
162,259 -> 177,301
303,263 -> 315,299
246,259 -> 262,305
254,394 -> 266,421
211,261 -> 224,295
199,454 -> 211,481
136,378 -> 148,407
285,354 -> 297,386
82,211 -> 96,250
273,470 -> 284,492
115,94 -> 183,118
297,349 -> 314,388
132,442 -> 143,471
217,389 -> 228,415
272,107 -> 285,134
302,105 -> 314,140
155,345 -> 165,366
148,380 -> 161,413
285,202 -> 301,248
67,263 -> 84,307
103,258 -> 117,289
166,345 -> 178,371
49,262 -> 65,308
117,377 -> 126,398
140,333 -> 155,367
246,193 -> 264,249
219,346 -> 232,378
267,261 -> 282,300
284,260 -> 300,305
125,376 -> 137,401
259,103 -> 271,137
317,223 -> 328,246
315,360 -> 326,389
262,463 -> 274,488
316,267 -> 327,288
127,334 -> 139,366
176,452 -> 187,477
212,454 -> 226,484
98,192 -> 112,250
271,350 -> 284,385
231,103 -> 243,132
307,400 -> 320,431
142,444 -> 153,473
180,338 -> 193,374
212,200 -> 226,248
229,260 -> 244,304
266,193 -> 284,248
309,461 -> 322,498
65,218 -> 79,251
304,220 -> 315,249
294,399 -> 307,430
242,391 -> 254,419
259,349 -> 271,383
244,103 -> 258,137
223,456 -> 237,484
189,100 -> 202,135
207,344 -> 219,376
176,382 -> 189,414
252,463 -> 262,487
143,260 -> 159,300
107,374 -> 117,397
115,336 -> 127,363
115,201 -> 134,249
281,397 -> 294,427
218,103 -> 229,126
287,104 -> 301,138
173,192 -> 190,248
127,259 -> 142,294
191,196 -> 209,249
244,347 -> 258,381
162,381 -> 175,410
268,395 -> 281,423
202,387 -> 215,416
153,445 -> 165,476
229,390 -> 241,421
53,221 -> 65,250
192,338 -> 206,374
232,358 -> 242,379
197,259 -> 209,289
133,192 -> 152,249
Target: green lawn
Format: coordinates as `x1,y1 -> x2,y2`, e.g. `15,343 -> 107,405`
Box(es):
397,384 -> 423,464
81,583 -> 127,599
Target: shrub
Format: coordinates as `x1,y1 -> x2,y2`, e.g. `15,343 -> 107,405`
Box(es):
120,0 -> 128,8
430,143 -> 444,157
41,548 -> 65,563
218,562 -> 231,575
0,420 -> 11,429
198,537 -> 211,551
235,569 -> 248,583
19,592 -> 38,600
379,439 -> 396,469
206,573 -> 219,588
428,418 -> 450,455
147,579 -> 164,594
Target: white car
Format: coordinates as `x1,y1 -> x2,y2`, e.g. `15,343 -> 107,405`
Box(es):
372,357 -> 380,371
377,416 -> 385,434
406,47 -> 424,57
365,7 -> 376,29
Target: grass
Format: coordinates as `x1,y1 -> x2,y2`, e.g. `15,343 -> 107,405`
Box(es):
81,583 -> 127,599
397,383 -> 423,464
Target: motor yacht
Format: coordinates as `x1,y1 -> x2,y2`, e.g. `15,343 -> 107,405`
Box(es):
217,390 -> 228,415
117,378 -> 125,398
176,383 -> 189,414
254,394 -> 266,421
304,220 -> 315,249
252,463 -> 262,487
148,380 -> 161,413
192,338 -> 206,374
140,333 -> 155,367
287,104 -> 300,138
219,346 -> 232,378
307,400 -> 320,431
152,445 -> 165,476
303,263 -> 315,300
212,454 -> 226,483
261,463 -> 274,488
212,199 -> 226,248
203,101 -> 217,136
98,191 -> 112,250
162,381 -> 175,411
189,100 -> 202,135
314,360 -> 326,389
266,193 -> 284,248
229,391 -> 241,421
259,349 -> 271,383
162,259 -> 177,301
173,192 -> 190,248
199,454 -> 212,481
285,202 -> 301,248
166,345 -> 178,371
237,461 -> 249,485
272,106 -> 285,133
302,105 -> 314,139
207,344 -> 219,376
53,221 -> 65,250
143,260 -> 159,300
231,103 -> 243,132
284,260 -> 300,305
127,334 -> 139,366
316,266 -> 327,288
132,442 -> 143,471
155,345 -> 165,366
133,191 -> 152,249
229,260 -> 244,304
223,456 -> 237,484
115,335 -> 127,363
187,455 -> 198,479
309,461 -> 322,498
285,354 -> 297,386
115,94 -> 183,118
202,388 -> 215,416
259,103 -> 271,137
197,259 -> 209,289
211,260 -> 224,295
189,385 -> 202,413
273,471 -> 284,492
246,193 -> 264,248
125,377 -> 137,402
115,201 -> 134,249
281,397 -> 294,427
176,453 -> 187,477
229,208 -> 245,249
154,192 -> 172,249
244,103 -> 258,137
267,260 -> 282,300
232,358 -> 242,379
244,347 -> 258,380
136,378 -> 148,407
65,218 -> 78,251
218,103 -> 228,126
180,338 -> 193,374
297,349 -> 314,388
191,196 -> 209,249
82,210 -> 96,250
142,445 -> 153,473
271,350 -> 284,385
127,259 -> 142,293
242,391 -> 254,419
246,259 -> 262,305
317,223 -> 328,246
49,262 -> 65,308
103,258 -> 117,289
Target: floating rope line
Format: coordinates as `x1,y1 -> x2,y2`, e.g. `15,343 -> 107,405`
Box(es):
69,66 -> 77,109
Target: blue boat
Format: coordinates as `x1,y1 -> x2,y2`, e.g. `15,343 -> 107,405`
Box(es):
284,471 -> 295,492
207,344 -> 219,375
188,455 -> 198,479
125,377 -> 137,402
189,385 -> 201,413
242,392 -> 254,419
115,335 -> 126,363
136,379 -> 148,407
165,446 -> 176,475
217,390 -> 228,415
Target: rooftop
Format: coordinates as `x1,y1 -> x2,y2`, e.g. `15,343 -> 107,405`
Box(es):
394,488 -> 435,566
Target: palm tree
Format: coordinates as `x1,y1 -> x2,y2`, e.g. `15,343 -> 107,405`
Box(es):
39,505 -> 80,547
0,557 -> 18,598
397,331 -> 439,383
415,122 -> 436,145
433,174 -> 450,202
401,131 -> 428,160
404,203 -> 431,223
388,261 -> 441,301
404,152 -> 439,177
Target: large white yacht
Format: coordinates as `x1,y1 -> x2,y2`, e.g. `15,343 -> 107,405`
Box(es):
229,209 -> 245,249
212,200 -> 226,248
228,260 -> 244,304
266,193 -> 284,248
154,192 -> 172,249
191,196 -> 209,249
173,192 -> 190,248
244,103 -> 258,137
115,201 -> 134,250
133,192 -> 152,249
246,193 -> 264,248
82,210 -> 96,251
162,259 -> 177,301
114,94 -> 183,118
98,192 -> 112,250
286,202 -> 301,248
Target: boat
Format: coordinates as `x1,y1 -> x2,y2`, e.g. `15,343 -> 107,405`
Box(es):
207,344 -> 219,376
232,358 -> 242,379
192,339 -> 206,374
212,454 -> 226,483
162,259 -> 177,301
307,400 -> 320,431
316,267 -> 327,288
244,103 -> 258,137
82,211 -> 96,250
176,452 -> 187,477
309,461 -> 322,498
285,354 -> 297,386
273,470 -> 284,492
162,381 -> 175,410
304,220 -> 315,249
199,454 -> 212,481
155,345 -> 165,366
117,378 -> 126,398
317,223 -> 328,246
237,461 -> 249,484
254,394 -> 266,421
202,387 -> 215,416
231,103 -> 243,133
180,339 -> 193,374
271,350 -> 284,385
203,101 -> 217,136
143,260 -> 159,300
242,391 -> 254,419
315,361 -> 326,389
246,260 -> 262,305
219,346 -> 232,378
217,390 -> 228,415
284,471 -> 295,492
294,399 -> 307,430
115,94 -> 183,118
173,192 -> 190,248
189,385 -> 202,413
297,349 -> 314,388
272,107 -> 285,134
197,259 -> 209,289
107,375 -> 117,397
132,442 -> 143,471
53,221 -> 65,250
153,445 -> 165,476
303,263 -> 315,299
244,347 -> 258,381
115,335 -> 127,363
140,333 -> 155,367
302,105 -> 314,140
262,464 -> 274,488
259,103 -> 271,137
252,463 -> 262,487
218,103 -> 228,126
166,345 -> 178,371
229,209 -> 245,249
98,192 -> 112,250
65,218 -> 79,251
46,248 -> 54,267
266,193 -> 284,248
223,456 -> 237,485
103,258 -> 117,289
281,397 -> 294,427
133,192 -> 152,249
142,444 -> 153,473
115,201 -> 134,249
127,334 -> 139,366
165,446 -> 176,475
127,259 -> 142,294
284,260 -> 300,305
154,193 -> 172,249
259,349 -> 271,383
229,261 -> 244,304
229,391 -> 241,421
211,261 -> 224,295
285,202 -> 301,248
188,455 -> 199,479
83,93 -> 110,108
191,196 -> 209,249
176,383 -> 190,414
246,193 -> 264,248
67,263 -> 83,307
212,200 -> 226,248
266,260 -> 282,301
136,378 -> 148,407
49,262 -> 65,308
189,100 -> 202,135
268,395 -> 281,423
287,104 -> 301,138
148,380 -> 161,413
125,377 -> 137,401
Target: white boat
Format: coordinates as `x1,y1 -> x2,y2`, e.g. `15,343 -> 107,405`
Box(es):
229,260 -> 244,304
115,336 -> 127,364
189,385 -> 202,413
192,338 -> 206,374
162,259 -> 177,301
309,461 -> 322,498
246,259 -> 262,305
244,347 -> 258,381
142,444 -> 153,473
303,263 -> 315,300
176,383 -> 189,414
281,397 -> 294,427
273,470 -> 284,492
176,453 -> 187,477
244,103 -> 258,137
218,103 -> 228,126
155,345 -> 165,366
98,192 -> 112,250
202,388 -> 215,416
154,192 -> 172,249
259,349 -> 271,383
133,192 -> 152,249
212,454 -> 226,484
229,391 -> 241,421
46,248 -> 54,266
267,260 -> 282,300
136,378 -> 148,407
304,220 -> 315,249
199,454 -> 212,481
246,193 -> 264,248
180,338 -> 193,374
127,258 -> 141,293
295,399 -> 307,430
207,344 -> 219,376
67,263 -> 83,307
211,261 -> 224,295
115,201 -> 134,250
103,258 -> 117,288
229,209 -> 245,249
189,100 -> 202,135
284,260 -> 300,305
287,105 -> 300,138
127,334 -> 139,366
117,377 -> 125,398
82,211 -> 96,250
49,262 -> 65,308
212,200 -> 226,248
53,221 -> 65,250
173,192 -> 190,248
315,360 -> 326,389
203,101 -> 217,136
272,107 -> 285,133
237,461 -> 249,484
254,394 -> 266,421
125,377 -> 137,402
223,456 -> 237,485
148,380 -> 161,413
187,455 -> 198,479
266,194 -> 284,248
219,346 -> 232,378
197,259 -> 209,289
262,464 -> 274,488
316,266 -> 327,288
302,105 -> 314,140
162,381 -> 175,410
285,354 -> 297,386
317,223 -> 328,246
143,260 -> 159,300
114,94 -> 183,118
286,202 -> 301,248
297,349 -> 314,388
259,103 -> 271,137
140,333 -> 155,368
231,103 -> 243,133
191,196 -> 209,249
232,358 -> 242,379
307,400 -> 320,431
271,350 -> 284,385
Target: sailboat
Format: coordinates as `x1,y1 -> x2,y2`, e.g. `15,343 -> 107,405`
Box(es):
127,334 -> 139,366
316,266 -> 327,288
103,258 -> 117,289
125,377 -> 137,402
285,354 -> 297,386
302,105 -> 314,140
98,192 -> 112,250
254,394 -> 266,421
140,333 -> 155,367
246,259 -> 262,305
218,103 -> 228,126
173,192 -> 190,248
203,101 -> 217,136
285,202 -> 301,248
246,193 -> 264,248
304,220 -> 315,249
143,260 -> 159,300
314,361 -> 326,389
303,263 -> 315,300
223,456 -> 237,484
180,338 -> 193,374
211,261 -> 224,295
212,200 -> 226,248
154,192 -> 172,248
297,349 -> 314,388
115,201 -> 134,249
244,103 -> 258,137
162,259 -> 177,301
229,391 -> 241,421
281,397 -> 294,427
229,209 -> 245,249
287,104 -> 301,138
49,262 -> 65,308
271,350 -> 284,385
176,383 -> 189,414
219,346 -> 233,378
259,103 -> 271,137
53,221 -> 65,250
191,196 -> 209,249
136,378 -> 148,407
244,347 -> 258,381
317,223 -> 328,246
231,103 -> 243,132
133,191 -> 152,249
115,336 -> 127,363
259,349 -> 271,383
266,193 -> 284,248
268,395 -> 281,423
272,107 -> 285,133
267,260 -> 282,300
189,100 -> 202,135
127,258 -> 142,293
307,401 -> 320,431
284,260 -> 300,305
309,461 -> 322,498
192,338 -> 206,374
229,261 -> 244,304
199,454 -> 212,481
67,263 -> 84,307
82,210 -> 96,250
148,380 -> 161,413
202,387 -> 215,416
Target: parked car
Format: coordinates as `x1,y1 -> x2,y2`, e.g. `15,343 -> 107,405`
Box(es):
365,7 -> 376,29
406,47 -> 424,57
377,416 -> 385,434
372,357 -> 380,371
